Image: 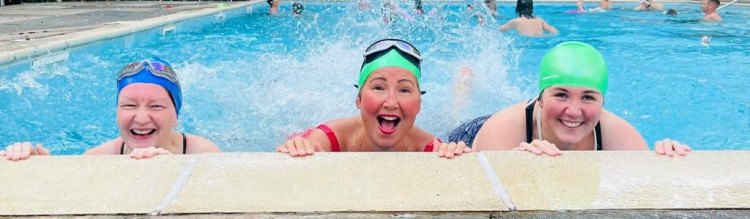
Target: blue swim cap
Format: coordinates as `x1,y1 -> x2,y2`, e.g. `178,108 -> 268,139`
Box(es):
117,57 -> 182,116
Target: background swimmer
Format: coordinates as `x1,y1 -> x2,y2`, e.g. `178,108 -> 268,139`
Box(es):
702,0 -> 722,21
576,0 -> 611,12
500,0 -> 558,37
292,2 -> 304,16
268,0 -> 280,14
452,66 -> 474,121
634,0 -> 664,11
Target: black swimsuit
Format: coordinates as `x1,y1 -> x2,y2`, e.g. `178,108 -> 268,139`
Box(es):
525,100 -> 602,150
120,133 -> 187,155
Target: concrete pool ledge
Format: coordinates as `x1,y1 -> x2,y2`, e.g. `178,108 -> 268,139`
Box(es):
1,151 -> 749,216
0,1 -> 254,66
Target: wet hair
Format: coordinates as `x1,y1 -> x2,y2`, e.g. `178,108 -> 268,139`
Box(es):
709,0 -> 720,6
292,2 -> 304,14
414,0 -> 423,12
516,0 -> 534,18
666,8 -> 677,16
266,0 -> 272,5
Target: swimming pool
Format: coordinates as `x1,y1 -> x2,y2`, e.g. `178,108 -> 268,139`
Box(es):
1,2 -> 748,154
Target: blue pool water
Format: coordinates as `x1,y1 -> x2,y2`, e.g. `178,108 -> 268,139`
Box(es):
1,2 -> 748,154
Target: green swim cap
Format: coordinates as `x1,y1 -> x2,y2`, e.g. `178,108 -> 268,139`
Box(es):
358,49 -> 421,90
539,41 -> 608,96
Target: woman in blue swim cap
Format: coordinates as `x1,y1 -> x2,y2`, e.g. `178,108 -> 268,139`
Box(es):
462,42 -> 691,156
276,39 -> 470,158
2,57 -> 221,160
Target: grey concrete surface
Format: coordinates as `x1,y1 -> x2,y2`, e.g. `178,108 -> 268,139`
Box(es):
0,2 -> 222,42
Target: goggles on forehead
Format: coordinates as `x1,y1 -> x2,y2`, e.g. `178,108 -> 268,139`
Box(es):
118,60 -> 180,87
117,58 -> 183,116
363,38 -> 422,61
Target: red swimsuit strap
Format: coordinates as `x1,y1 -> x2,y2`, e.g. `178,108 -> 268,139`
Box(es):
423,138 -> 441,152
316,124 -> 340,152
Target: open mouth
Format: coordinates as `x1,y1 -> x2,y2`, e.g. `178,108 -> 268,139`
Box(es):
377,115 -> 401,135
560,120 -> 583,128
131,128 -> 156,137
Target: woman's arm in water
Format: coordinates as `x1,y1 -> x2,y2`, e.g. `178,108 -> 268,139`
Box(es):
83,139 -> 121,155
499,19 -> 516,32
600,110 -> 691,156
186,134 -> 222,154
599,110 -> 648,150
541,18 -> 559,34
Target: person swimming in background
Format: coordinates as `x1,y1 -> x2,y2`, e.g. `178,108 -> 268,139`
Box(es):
701,0 -> 722,21
452,66 -> 474,120
292,2 -> 304,16
577,0 -> 611,12
666,8 -> 677,16
381,1 -> 416,24
414,0 -> 424,14
1,57 -> 221,161
277,39 -> 470,158
358,0 -> 372,9
484,0 -> 499,18
268,0 -> 280,14
634,0 -> 664,11
461,42 -> 690,156
500,0 -> 558,37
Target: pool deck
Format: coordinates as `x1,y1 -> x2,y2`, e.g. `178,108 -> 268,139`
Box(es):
1,0 -> 750,217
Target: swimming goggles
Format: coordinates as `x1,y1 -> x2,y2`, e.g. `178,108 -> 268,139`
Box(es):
117,60 -> 181,88
363,38 -> 422,61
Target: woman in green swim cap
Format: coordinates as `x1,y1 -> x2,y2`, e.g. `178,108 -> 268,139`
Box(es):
471,41 -> 691,156
276,39 -> 470,158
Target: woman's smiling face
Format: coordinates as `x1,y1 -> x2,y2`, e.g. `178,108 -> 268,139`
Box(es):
116,83 -> 178,149
538,85 -> 604,147
356,66 -> 421,149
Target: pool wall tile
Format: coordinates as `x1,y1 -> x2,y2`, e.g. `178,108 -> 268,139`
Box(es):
484,151 -> 750,210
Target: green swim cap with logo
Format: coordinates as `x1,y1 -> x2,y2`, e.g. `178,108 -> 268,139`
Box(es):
539,41 -> 608,96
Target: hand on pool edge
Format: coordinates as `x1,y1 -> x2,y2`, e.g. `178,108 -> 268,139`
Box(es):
436,139 -> 471,159
1,142 -> 50,161
129,146 -> 172,159
512,139 -> 563,156
276,136 -> 322,157
654,138 -> 691,157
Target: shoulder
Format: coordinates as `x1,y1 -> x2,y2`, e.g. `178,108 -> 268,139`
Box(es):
599,109 -> 648,150
409,126 -> 436,148
185,134 -> 221,153
83,138 -> 122,155
325,116 -> 360,129
474,101 -> 528,150
486,101 -> 528,125
305,116 -> 361,151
